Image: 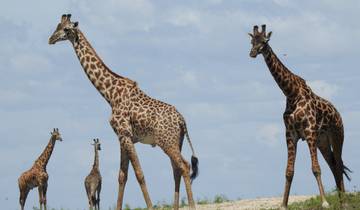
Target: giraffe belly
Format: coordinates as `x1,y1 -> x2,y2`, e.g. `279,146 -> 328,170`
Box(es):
27,180 -> 38,189
139,135 -> 156,145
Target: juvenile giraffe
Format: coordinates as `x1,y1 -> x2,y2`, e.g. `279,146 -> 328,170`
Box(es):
248,25 -> 351,209
18,128 -> 62,210
49,14 -> 199,210
85,138 -> 102,210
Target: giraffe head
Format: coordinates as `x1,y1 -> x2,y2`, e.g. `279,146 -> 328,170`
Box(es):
92,138 -> 101,151
51,128 -> 62,141
248,24 -> 272,58
49,14 -> 79,45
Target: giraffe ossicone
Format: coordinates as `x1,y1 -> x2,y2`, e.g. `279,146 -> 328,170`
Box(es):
49,14 -> 199,210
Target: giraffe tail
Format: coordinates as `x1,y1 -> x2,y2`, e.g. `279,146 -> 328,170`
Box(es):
181,121 -> 199,183
343,164 -> 352,181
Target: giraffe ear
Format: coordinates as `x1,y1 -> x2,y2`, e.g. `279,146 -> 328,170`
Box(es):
267,31 -> 272,39
73,22 -> 78,27
248,33 -> 254,38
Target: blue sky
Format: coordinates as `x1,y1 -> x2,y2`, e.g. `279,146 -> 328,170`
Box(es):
1,0 -> 359,209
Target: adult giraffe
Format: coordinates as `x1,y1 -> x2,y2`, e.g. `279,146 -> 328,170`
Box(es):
248,25 -> 351,209
49,14 -> 198,210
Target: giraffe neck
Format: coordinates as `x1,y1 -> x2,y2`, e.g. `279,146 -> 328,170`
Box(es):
92,147 -> 99,171
261,45 -> 303,98
71,29 -> 128,104
34,136 -> 56,169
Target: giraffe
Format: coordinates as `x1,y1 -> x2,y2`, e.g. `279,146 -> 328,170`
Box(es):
18,128 -> 62,210
85,138 -> 102,210
248,25 -> 351,209
48,14 -> 199,210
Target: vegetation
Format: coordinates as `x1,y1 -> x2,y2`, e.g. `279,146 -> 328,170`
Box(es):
31,192 -> 360,210
266,191 -> 360,210
285,192 -> 360,210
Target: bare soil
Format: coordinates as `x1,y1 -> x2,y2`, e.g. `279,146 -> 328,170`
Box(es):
180,195 -> 314,210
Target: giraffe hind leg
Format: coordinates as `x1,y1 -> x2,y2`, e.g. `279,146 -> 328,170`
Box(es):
329,128 -> 352,191
171,133 -> 184,210
306,131 -> 329,208
317,134 -> 340,187
163,144 -> 195,210
171,161 -> 182,210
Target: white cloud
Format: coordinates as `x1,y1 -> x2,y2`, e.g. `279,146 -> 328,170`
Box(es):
307,80 -> 339,99
184,102 -> 233,122
0,89 -> 29,104
179,69 -> 199,88
167,9 -> 201,27
74,0 -> 155,33
10,53 -> 51,73
256,123 -> 282,147
272,0 -> 291,7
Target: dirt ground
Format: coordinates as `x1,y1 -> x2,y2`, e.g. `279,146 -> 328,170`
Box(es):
180,195 -> 314,210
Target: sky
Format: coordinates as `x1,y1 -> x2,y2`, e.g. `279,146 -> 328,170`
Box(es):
0,0 -> 359,209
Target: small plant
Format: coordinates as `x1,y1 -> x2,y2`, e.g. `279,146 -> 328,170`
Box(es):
180,197 -> 187,207
197,196 -> 211,205
214,194 -> 229,204
123,203 -> 131,210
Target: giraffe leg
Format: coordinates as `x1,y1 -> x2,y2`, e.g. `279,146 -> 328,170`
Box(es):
317,137 -> 339,189
281,132 -> 298,210
122,137 -> 153,210
97,184 -> 101,210
330,131 -> 349,207
172,133 -> 184,210
171,161 -> 182,210
306,132 -> 329,208
331,131 -> 347,192
164,147 -> 195,210
91,193 -> 97,210
19,188 -> 30,210
38,187 -> 44,210
43,183 -> 48,210
116,141 -> 130,210
85,184 -> 93,210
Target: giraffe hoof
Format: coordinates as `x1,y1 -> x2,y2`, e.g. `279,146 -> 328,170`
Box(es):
322,201 -> 330,208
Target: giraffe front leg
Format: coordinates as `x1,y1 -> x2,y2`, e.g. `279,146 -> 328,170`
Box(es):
122,136 -> 153,210
38,187 -> 44,210
42,183 -> 48,210
281,131 -> 298,210
19,188 -> 30,210
116,141 -> 130,210
306,131 -> 329,208
96,184 -> 101,210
